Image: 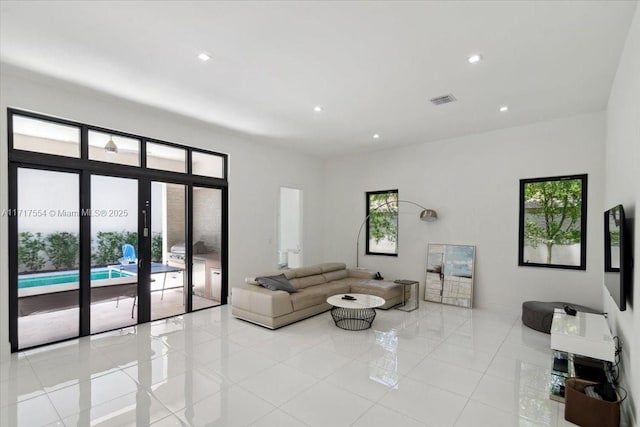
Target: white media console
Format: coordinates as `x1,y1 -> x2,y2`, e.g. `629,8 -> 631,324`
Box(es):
550,309 -> 615,362
549,309 -> 615,402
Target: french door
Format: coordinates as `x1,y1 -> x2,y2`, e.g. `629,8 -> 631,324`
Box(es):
89,174 -> 143,334
13,167 -> 82,348
9,108 -> 228,352
10,170 -> 224,351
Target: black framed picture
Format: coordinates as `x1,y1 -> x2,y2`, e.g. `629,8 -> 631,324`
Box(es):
518,174 -> 587,270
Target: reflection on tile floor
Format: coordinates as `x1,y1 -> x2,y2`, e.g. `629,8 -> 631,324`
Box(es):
17,289 -> 219,349
1,302 -> 579,426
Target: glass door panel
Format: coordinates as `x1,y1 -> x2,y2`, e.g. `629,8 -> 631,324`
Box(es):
193,187 -> 222,310
151,181 -> 188,320
278,187 -> 303,269
17,168 -> 80,349
90,175 -> 139,334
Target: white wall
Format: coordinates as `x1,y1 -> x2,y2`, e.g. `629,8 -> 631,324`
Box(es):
323,112 -> 605,314
0,64 -> 325,360
604,4 -> 640,424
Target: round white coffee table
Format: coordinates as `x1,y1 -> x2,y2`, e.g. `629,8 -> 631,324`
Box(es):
326,294 -> 386,330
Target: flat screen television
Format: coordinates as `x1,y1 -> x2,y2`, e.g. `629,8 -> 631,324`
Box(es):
604,204 -> 629,311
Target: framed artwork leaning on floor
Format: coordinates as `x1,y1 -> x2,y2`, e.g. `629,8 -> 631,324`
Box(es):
424,244 -> 475,308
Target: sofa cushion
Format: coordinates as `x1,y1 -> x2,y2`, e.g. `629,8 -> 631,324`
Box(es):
246,269 -> 296,285
290,288 -> 327,311
293,265 -> 323,278
256,274 -> 298,293
331,277 -> 373,287
320,262 -> 347,273
347,269 -> 375,279
232,284 -> 294,318
350,280 -> 402,300
323,269 -> 348,282
320,282 -> 351,297
290,274 -> 326,290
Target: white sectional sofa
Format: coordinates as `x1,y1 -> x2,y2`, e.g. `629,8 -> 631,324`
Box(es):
231,262 -> 403,329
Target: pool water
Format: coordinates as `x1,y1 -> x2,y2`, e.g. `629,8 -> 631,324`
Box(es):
18,269 -> 132,289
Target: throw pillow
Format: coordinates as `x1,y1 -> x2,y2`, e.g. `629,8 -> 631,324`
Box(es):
256,274 -> 297,293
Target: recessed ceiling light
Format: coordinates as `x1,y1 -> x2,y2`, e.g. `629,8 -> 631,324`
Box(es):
197,53 -> 211,62
499,105 -> 509,112
372,133 -> 380,139
467,54 -> 482,64
313,105 -> 323,112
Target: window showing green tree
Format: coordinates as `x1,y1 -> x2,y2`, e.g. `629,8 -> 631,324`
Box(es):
366,189 -> 399,255
519,174 -> 587,269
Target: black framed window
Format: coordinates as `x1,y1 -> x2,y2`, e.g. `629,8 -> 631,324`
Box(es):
8,108 -> 229,352
518,174 -> 587,270
366,189 -> 399,256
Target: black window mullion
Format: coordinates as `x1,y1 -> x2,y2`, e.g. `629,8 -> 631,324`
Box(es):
220,186 -> 229,304
185,150 -> 194,312
185,184 -> 194,313
79,171 -> 91,336
140,139 -> 147,169
80,126 -> 89,160
8,163 -> 19,352
137,181 -> 152,324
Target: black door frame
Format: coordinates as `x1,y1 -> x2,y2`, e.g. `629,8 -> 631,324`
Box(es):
8,108 -> 229,352
9,164 -> 85,350
87,171 -> 149,330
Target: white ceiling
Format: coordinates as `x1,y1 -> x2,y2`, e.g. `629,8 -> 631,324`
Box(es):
0,1 -> 636,158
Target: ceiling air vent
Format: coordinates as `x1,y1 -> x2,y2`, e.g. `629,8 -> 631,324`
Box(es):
430,94 -> 457,105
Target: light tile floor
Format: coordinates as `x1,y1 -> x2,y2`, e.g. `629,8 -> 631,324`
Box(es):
1,302 -> 580,426
17,288 -> 219,349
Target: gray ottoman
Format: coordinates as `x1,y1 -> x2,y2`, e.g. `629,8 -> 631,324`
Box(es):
521,301 -> 599,334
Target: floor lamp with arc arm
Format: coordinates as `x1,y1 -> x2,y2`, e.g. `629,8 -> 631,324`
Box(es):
356,200 -> 438,268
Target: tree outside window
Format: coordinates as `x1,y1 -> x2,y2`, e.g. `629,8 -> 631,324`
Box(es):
366,190 -> 399,256
518,174 -> 587,269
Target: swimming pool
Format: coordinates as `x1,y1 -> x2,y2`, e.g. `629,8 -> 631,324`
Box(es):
18,268 -> 134,289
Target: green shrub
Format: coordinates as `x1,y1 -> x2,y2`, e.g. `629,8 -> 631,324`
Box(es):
152,233 -> 163,262
93,231 -> 138,266
18,232 -> 46,271
46,232 -> 79,269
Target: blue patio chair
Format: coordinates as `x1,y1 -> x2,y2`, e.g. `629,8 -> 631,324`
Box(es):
117,244 -> 137,265
115,243 -> 137,316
